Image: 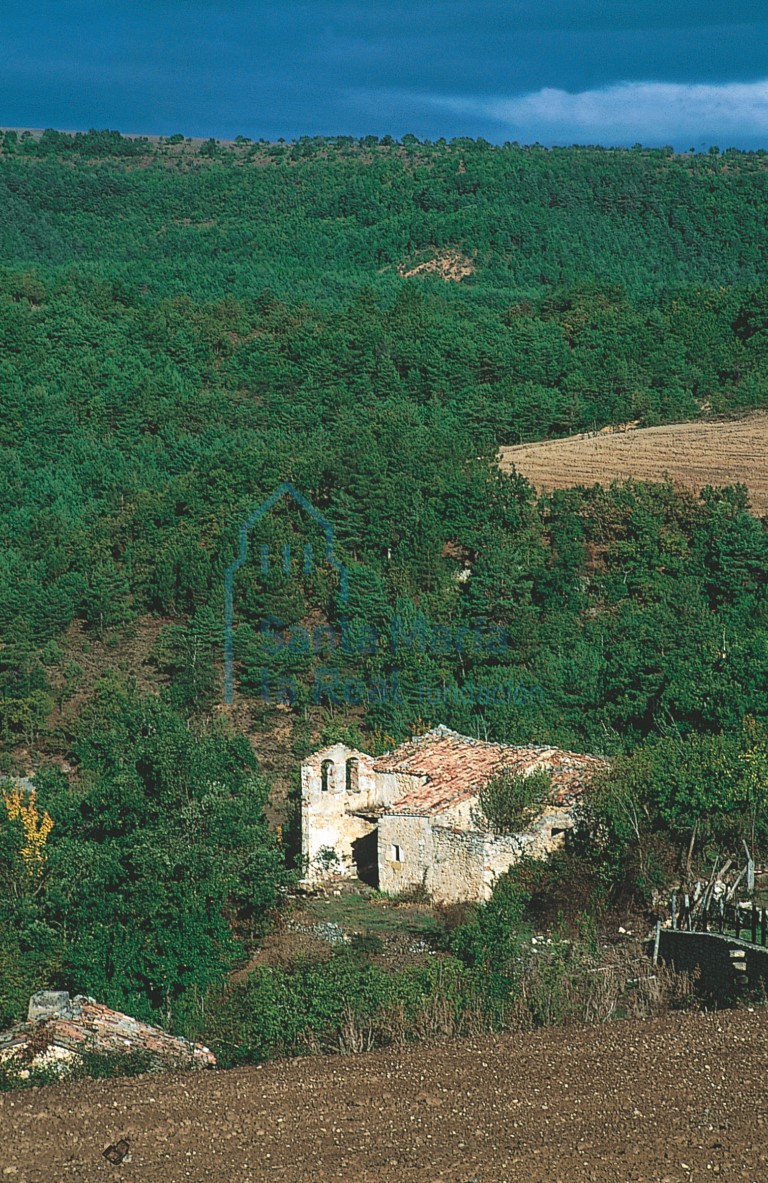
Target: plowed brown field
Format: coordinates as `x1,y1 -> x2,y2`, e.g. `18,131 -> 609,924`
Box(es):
500,414 -> 768,514
3,1007 -> 768,1182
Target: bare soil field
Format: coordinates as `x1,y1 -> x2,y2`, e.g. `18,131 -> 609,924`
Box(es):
3,1007 -> 768,1182
499,414 -> 768,515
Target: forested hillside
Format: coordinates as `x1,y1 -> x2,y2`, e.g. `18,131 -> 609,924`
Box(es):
5,130 -> 768,301
1,131 -> 768,1043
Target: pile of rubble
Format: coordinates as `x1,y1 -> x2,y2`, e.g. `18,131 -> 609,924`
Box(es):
0,991 -> 215,1079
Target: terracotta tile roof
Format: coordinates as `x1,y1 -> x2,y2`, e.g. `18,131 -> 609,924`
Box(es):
0,994 -> 215,1071
375,725 -> 608,816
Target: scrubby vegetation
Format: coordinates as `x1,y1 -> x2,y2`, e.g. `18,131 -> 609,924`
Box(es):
209,871 -> 695,1066
1,132 -> 767,1068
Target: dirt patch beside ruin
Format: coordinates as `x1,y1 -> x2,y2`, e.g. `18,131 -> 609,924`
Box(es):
398,249 -> 475,282
3,1006 -> 767,1181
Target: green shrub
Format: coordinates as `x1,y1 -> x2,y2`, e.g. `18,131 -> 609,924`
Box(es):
473,770 -> 553,834
209,948 -> 493,1065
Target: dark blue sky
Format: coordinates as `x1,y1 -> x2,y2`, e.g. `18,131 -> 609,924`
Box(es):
2,1 -> 768,147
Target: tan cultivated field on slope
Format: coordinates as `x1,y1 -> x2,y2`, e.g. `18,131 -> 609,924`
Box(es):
500,413 -> 768,514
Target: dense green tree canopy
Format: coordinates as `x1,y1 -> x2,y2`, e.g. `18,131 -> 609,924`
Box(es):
1,132 -> 768,1040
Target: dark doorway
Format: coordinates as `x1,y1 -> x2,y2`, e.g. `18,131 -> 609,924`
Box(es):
352,828 -> 379,888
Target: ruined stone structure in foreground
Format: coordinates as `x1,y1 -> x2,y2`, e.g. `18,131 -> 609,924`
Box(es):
0,992 -> 216,1080
301,725 -> 607,902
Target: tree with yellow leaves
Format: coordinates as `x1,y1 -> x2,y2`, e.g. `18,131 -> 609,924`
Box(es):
1,785 -> 53,878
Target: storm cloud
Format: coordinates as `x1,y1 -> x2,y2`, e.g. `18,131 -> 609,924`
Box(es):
1,1 -> 766,145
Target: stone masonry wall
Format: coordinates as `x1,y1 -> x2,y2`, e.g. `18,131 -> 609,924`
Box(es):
377,814 -> 432,895
429,827 -> 487,902
378,804 -> 583,903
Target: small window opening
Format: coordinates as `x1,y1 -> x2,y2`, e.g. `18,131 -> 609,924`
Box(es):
321,759 -> 334,792
346,757 -> 360,792
391,843 -> 404,863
